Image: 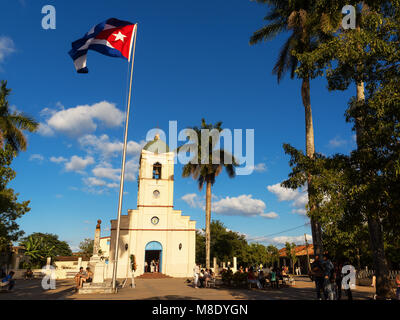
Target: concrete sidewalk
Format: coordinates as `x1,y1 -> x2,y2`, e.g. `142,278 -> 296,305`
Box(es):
0,276 -> 375,300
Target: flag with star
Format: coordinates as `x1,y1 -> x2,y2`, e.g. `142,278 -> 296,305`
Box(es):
68,18 -> 136,73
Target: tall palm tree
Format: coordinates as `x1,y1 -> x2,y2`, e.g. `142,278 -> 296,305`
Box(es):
0,80 -> 39,153
180,119 -> 238,269
249,0 -> 340,256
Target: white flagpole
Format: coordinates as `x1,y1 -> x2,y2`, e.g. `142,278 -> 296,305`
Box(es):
112,24 -> 138,292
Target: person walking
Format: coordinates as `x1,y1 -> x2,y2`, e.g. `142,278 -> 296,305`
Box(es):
322,254 -> 335,300
310,255 -> 325,300
334,262 -> 343,300
270,268 -> 278,289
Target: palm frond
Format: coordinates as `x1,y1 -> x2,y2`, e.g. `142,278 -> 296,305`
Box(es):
9,114 -> 39,132
249,22 -> 286,45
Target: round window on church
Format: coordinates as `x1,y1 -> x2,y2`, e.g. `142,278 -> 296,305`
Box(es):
151,216 -> 159,225
153,190 -> 160,198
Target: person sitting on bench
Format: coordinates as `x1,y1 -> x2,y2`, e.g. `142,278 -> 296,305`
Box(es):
24,268 -> 33,280
247,267 -> 262,289
78,267 -> 93,288
74,267 -> 86,289
1,271 -> 15,291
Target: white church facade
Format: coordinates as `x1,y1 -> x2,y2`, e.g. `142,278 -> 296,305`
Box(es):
105,135 -> 196,278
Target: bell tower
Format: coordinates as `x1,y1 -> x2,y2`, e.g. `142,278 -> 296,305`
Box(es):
137,134 -> 174,208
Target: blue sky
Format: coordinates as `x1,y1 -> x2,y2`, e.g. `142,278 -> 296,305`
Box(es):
1,0 -> 356,251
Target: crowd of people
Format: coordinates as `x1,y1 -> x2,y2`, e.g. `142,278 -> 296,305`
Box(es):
193,264 -> 215,288
144,259 -> 160,273
309,254 -> 355,300
245,265 -> 292,289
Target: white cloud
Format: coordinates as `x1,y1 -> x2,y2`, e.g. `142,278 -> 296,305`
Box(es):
291,208 -> 307,215
213,195 -> 273,217
267,183 -> 308,215
39,101 -> 124,137
107,182 -> 119,188
125,159 -> 139,181
50,156 -> 67,163
196,228 -> 205,236
182,193 -> 278,219
83,177 -> 107,187
65,155 -> 94,173
91,159 -> 139,183
29,154 -> 44,162
92,164 -> 120,181
37,123 -> 55,136
260,212 -> 279,219
270,234 -> 312,246
329,136 -> 347,148
248,234 -> 312,246
79,134 -> 143,159
182,193 -> 203,208
252,163 -> 267,173
0,36 -> 15,63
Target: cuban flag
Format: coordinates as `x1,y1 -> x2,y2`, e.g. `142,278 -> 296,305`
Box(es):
69,18 -> 136,73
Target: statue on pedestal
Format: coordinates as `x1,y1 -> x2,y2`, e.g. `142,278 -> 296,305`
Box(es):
89,219 -> 106,284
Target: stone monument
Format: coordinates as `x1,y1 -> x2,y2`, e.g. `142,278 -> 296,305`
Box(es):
89,220 -> 106,284
80,220 -> 112,294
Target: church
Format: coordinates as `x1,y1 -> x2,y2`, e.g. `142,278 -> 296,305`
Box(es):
105,135 -> 196,278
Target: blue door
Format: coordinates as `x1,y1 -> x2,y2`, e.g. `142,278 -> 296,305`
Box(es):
144,241 -> 162,273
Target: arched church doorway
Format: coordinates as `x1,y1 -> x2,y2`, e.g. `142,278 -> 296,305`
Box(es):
144,241 -> 162,273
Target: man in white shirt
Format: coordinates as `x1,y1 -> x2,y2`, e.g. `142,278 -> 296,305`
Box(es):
193,264 -> 200,288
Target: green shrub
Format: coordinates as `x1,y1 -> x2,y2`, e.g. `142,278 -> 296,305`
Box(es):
232,271 -> 248,288
221,269 -> 233,285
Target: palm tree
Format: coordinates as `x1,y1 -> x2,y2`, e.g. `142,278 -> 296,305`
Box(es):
0,80 -> 39,153
180,119 -> 238,269
249,0 -> 340,256
22,235 -> 55,268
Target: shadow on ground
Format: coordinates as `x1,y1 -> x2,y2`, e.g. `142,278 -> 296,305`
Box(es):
0,277 -> 374,300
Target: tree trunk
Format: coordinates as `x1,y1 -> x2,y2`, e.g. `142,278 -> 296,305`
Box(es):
205,179 -> 212,269
302,77 -> 324,257
367,216 -> 392,298
355,81 -> 392,298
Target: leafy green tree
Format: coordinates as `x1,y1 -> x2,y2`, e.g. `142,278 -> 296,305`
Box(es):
285,242 -> 298,274
20,235 -> 56,268
0,81 -> 38,153
23,232 -> 72,256
196,220 -> 247,266
195,230 -> 205,265
245,243 -> 268,267
79,238 -> 94,258
0,145 -> 30,253
294,1 -> 399,298
265,245 -> 280,267
22,235 -> 42,264
20,233 -> 71,268
196,220 -> 276,268
180,119 -> 238,269
249,0 -> 340,256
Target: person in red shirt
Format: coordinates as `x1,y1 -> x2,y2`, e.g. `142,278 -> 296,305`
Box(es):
247,267 -> 262,289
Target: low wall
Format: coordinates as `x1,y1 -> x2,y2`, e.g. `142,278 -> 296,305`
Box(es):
10,260 -> 90,280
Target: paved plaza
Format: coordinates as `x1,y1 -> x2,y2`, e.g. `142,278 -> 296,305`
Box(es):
0,276 -> 375,300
